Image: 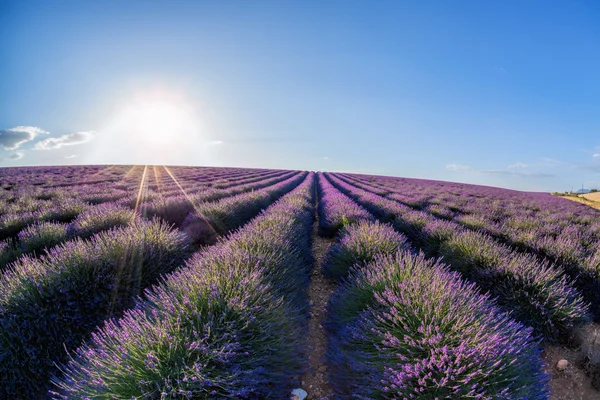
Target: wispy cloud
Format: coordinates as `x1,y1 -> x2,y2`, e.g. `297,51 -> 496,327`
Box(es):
8,152 -> 24,160
539,156 -> 600,173
541,157 -> 569,165
34,131 -> 95,150
65,155 -> 77,159
0,126 -> 48,150
207,140 -> 224,146
483,169 -> 554,178
508,162 -> 529,168
446,163 -> 554,178
445,164 -> 471,171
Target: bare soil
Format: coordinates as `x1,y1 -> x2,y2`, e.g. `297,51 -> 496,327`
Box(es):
300,199 -> 335,399
544,345 -> 598,399
546,323 -> 600,399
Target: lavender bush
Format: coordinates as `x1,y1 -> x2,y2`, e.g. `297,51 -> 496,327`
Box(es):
0,211 -> 37,239
0,220 -> 189,397
0,239 -> 17,268
327,251 -> 549,399
317,173 -> 374,237
18,221 -> 69,253
323,220 -> 409,282
40,199 -> 90,223
67,202 -> 134,238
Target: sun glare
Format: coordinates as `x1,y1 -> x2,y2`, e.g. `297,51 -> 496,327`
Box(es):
94,90 -> 213,164
118,96 -> 198,145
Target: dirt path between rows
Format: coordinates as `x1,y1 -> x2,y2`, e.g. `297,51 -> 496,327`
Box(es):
299,195 -> 335,399
545,322 -> 600,400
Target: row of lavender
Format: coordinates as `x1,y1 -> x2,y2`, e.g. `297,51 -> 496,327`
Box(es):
49,173 -> 316,398
339,172 -> 600,319
0,165 -> 274,189
0,168 -> 302,268
325,173 -> 589,341
0,166 -> 289,220
316,173 -> 548,398
339,172 -> 600,270
0,167 -> 308,396
340,172 -> 600,255
0,166 -> 261,228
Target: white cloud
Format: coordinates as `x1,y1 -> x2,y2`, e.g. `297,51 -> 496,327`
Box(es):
34,131 -> 95,150
65,155 -> 77,159
0,126 -> 48,150
323,156 -> 329,160
207,140 -> 223,146
483,169 -> 554,178
593,154 -> 600,158
445,164 -> 472,171
541,157 -> 569,165
508,162 -> 529,168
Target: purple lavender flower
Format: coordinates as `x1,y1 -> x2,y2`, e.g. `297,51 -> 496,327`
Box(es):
327,251 -> 549,399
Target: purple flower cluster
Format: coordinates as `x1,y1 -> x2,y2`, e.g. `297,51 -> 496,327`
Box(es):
0,219 -> 189,398
18,221 -> 69,253
67,202 -> 134,238
0,239 -> 18,268
50,174 -> 316,399
317,173 -> 374,237
323,220 -> 409,281
143,171 -> 304,227
327,251 -> 549,398
326,173 -> 590,340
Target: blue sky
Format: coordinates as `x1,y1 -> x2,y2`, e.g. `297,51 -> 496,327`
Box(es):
1,0 -> 599,192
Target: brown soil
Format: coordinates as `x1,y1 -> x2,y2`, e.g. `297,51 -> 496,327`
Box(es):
544,345 -> 598,399
545,323 -> 600,399
300,199 -> 335,399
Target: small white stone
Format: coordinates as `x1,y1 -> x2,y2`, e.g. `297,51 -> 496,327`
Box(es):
556,359 -> 569,371
291,388 -> 308,400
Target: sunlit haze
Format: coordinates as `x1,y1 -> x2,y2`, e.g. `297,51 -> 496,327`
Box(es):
93,90 -> 213,165
1,0 -> 599,191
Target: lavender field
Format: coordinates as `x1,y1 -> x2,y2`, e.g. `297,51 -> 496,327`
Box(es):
1,165 -> 599,399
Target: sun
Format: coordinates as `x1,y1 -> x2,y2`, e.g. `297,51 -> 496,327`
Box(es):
94,90 -> 214,165
117,95 -> 198,146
